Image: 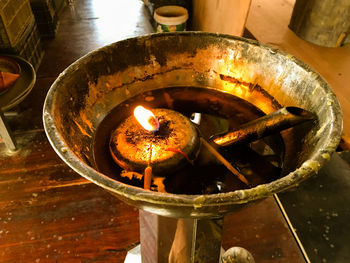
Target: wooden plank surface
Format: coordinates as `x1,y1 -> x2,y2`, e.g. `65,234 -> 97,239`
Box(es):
246,0 -> 350,136
0,131 -> 139,262
192,0 -> 252,36
0,131 -> 305,262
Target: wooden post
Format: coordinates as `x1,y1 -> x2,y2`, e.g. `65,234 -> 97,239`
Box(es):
289,0 -> 350,47
191,0 -> 252,36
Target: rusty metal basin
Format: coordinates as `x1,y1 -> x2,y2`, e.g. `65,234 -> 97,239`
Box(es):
43,32 -> 342,218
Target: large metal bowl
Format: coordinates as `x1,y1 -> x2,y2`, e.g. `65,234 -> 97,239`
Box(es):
43,32 -> 342,218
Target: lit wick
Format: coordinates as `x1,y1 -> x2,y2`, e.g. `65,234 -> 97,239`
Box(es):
134,105 -> 160,132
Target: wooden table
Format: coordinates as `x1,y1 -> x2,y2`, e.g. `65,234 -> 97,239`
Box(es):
0,131 -> 305,262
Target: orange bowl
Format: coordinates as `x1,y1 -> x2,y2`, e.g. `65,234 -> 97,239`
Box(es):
0,56 -> 21,94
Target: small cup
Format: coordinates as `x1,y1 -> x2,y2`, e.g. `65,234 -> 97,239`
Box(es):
154,5 -> 188,32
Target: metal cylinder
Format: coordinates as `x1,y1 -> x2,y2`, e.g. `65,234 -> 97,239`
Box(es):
213,107 -> 316,147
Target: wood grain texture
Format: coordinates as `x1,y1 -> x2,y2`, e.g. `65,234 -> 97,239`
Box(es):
0,131 -> 139,262
192,0 -> 252,36
223,199 -> 305,263
0,131 -> 305,262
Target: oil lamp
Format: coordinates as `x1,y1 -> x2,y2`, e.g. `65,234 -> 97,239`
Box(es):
109,106 -> 201,185
43,32 -> 342,263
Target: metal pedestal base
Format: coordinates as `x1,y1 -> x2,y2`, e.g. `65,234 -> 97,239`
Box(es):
126,210 -> 255,263
124,244 -> 141,263
124,245 -> 255,263
139,210 -> 223,263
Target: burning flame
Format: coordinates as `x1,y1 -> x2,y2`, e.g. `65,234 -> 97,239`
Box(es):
134,106 -> 160,132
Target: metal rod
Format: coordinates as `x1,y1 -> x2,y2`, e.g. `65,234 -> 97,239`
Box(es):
274,194 -> 311,263
213,107 -> 316,147
200,137 -> 249,185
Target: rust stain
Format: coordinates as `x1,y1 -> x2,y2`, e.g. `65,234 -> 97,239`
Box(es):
79,111 -> 93,132
73,120 -> 92,138
219,73 -> 254,88
217,72 -> 281,112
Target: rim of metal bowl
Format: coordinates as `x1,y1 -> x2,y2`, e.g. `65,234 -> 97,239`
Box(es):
43,32 -> 343,209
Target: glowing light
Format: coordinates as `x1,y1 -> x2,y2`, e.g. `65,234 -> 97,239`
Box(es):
91,0 -> 153,46
134,106 -> 159,132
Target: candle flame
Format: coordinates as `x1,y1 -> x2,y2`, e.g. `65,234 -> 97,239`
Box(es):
134,106 -> 159,132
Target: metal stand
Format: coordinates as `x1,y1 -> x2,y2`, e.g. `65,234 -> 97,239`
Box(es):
139,210 -> 223,263
0,110 -> 17,151
125,210 -> 256,262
